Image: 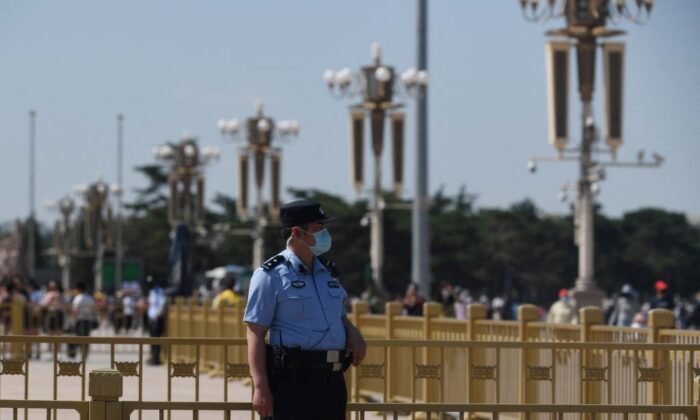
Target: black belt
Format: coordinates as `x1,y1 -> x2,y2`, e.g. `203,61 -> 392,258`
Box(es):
268,346 -> 351,372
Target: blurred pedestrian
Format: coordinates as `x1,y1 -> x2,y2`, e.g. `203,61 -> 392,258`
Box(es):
546,288 -> 576,324
684,293 -> 700,330
146,277 -> 166,365
608,284 -> 640,327
212,274 -> 242,309
122,289 -> 136,332
40,281 -> 66,335
402,283 -> 425,316
631,312 -> 647,328
649,280 -> 674,311
68,282 -> 97,358
437,282 -> 456,317
1,280 -> 26,333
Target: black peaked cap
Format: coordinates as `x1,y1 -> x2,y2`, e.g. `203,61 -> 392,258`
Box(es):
280,199 -> 334,228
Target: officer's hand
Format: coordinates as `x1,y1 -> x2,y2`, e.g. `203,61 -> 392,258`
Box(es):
253,384 -> 273,417
345,323 -> 367,366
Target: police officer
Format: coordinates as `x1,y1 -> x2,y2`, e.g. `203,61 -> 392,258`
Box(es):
244,199 -> 367,420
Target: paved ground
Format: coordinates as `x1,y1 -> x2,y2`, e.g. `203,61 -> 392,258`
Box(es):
0,349 -> 256,420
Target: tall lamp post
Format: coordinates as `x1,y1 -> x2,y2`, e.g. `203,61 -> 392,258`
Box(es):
520,0 -> 662,309
414,0 -> 431,299
45,195 -> 76,291
153,133 -> 219,296
324,43 -> 428,297
75,179 -> 114,292
27,110 -> 37,278
218,101 -> 299,268
153,133 -> 221,230
115,114 -> 124,290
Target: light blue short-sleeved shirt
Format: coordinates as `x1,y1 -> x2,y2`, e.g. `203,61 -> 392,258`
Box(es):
244,248 -> 348,350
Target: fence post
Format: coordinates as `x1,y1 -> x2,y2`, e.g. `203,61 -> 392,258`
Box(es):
351,301 -> 369,331
88,369 -> 123,420
385,301 -> 402,402
696,391 -> 700,420
10,298 -> 24,334
648,308 -> 674,406
201,298 -> 211,372
518,304 -> 540,408
422,302 -> 442,403
466,303 -> 486,403
217,304 -> 226,376
579,306 -> 603,406
187,297 -> 195,361
349,301 -> 369,403
233,301 -> 244,363
172,297 -> 185,362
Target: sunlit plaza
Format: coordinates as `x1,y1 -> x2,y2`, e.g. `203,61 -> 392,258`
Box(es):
1,1 -> 699,419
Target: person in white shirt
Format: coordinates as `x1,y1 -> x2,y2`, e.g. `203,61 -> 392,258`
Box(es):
122,289 -> 136,333
547,288 -> 577,324
146,277 -> 167,365
69,282 -> 97,358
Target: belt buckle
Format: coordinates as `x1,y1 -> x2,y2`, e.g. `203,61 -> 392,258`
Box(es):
326,350 -> 340,363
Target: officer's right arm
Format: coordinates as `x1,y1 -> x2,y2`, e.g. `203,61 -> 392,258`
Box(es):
244,268 -> 277,417
247,322 -> 272,416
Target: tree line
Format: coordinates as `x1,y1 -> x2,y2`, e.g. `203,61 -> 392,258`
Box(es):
120,165 -> 700,306
4,164 -> 696,306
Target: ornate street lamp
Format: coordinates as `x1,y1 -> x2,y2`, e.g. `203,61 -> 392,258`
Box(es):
153,133 -> 220,231
45,195 -> 76,291
74,178 -> 116,292
520,0 -> 661,309
153,132 -> 220,296
324,42 -> 428,297
218,101 -> 299,268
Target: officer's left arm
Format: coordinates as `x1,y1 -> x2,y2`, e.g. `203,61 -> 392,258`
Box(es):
342,316 -> 366,366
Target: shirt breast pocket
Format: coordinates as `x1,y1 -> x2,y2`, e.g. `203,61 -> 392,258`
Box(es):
326,288 -> 344,319
279,288 -> 313,321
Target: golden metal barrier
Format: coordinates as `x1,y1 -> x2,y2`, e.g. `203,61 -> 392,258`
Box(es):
164,298 -> 700,408
118,402 -> 699,420
1,336 -> 698,411
0,400 -> 90,420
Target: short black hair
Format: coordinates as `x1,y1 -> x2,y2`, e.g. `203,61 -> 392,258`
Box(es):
222,274 -> 236,290
76,282 -> 87,293
280,223 -> 312,239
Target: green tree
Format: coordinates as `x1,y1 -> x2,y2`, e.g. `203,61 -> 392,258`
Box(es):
619,208 -> 700,297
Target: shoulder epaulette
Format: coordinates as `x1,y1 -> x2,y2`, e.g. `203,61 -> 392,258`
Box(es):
261,255 -> 286,271
319,257 -> 340,277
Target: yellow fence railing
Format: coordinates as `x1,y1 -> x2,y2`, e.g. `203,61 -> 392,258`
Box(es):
0,335 -> 699,420
5,336 -> 690,410
3,298 -> 700,417
165,298 -> 700,404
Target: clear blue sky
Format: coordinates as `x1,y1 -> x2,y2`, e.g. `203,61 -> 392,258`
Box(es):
1,1 -> 698,226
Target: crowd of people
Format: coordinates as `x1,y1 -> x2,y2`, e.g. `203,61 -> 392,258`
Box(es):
424,279 -> 700,329
388,279 -> 700,330
0,272 -> 247,363
3,272 -> 699,362
0,274 -> 171,362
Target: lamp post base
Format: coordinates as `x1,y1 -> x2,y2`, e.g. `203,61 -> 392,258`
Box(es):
570,279 -> 605,312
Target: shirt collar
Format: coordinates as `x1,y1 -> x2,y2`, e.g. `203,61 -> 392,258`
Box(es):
283,248 -> 328,276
